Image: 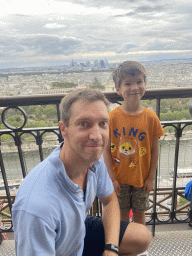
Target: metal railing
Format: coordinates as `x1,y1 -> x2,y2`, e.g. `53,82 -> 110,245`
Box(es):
0,87 -> 192,236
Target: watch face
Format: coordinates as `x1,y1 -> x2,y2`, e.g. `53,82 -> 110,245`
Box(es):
111,244 -> 117,250
104,244 -> 119,254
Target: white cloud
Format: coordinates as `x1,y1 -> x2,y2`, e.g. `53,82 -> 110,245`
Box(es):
44,23 -> 67,29
1,0 -> 122,16
0,0 -> 192,68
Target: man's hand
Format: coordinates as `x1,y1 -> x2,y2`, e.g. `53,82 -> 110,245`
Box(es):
113,180 -> 121,196
143,178 -> 154,194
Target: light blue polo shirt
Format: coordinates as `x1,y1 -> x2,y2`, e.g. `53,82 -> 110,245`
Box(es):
12,145 -> 114,256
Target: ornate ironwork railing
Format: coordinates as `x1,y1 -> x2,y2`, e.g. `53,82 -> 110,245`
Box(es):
0,87 -> 192,236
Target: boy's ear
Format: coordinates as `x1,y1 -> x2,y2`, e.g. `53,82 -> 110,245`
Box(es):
59,121 -> 67,137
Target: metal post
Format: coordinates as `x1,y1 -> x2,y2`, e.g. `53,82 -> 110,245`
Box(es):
36,131 -> 44,162
152,98 -> 161,236
0,148 -> 13,231
170,123 -> 182,221
14,132 -> 27,178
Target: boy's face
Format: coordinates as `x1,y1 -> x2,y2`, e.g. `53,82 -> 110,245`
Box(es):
116,73 -> 146,102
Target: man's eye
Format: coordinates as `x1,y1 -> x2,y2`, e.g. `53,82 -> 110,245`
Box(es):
80,122 -> 88,128
125,83 -> 131,86
100,121 -> 107,127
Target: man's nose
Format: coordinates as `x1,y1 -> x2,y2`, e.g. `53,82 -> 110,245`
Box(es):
89,125 -> 102,141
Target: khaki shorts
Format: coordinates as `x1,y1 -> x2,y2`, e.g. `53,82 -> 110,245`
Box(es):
118,183 -> 149,213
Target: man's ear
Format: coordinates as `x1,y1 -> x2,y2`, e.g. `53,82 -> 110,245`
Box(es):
59,121 -> 67,137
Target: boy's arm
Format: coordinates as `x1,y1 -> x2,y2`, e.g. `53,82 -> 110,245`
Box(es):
143,137 -> 159,193
103,138 -> 121,196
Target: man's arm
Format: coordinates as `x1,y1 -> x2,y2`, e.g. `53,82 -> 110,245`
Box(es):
100,191 -> 121,256
13,210 -> 55,256
143,137 -> 159,193
103,139 -> 121,196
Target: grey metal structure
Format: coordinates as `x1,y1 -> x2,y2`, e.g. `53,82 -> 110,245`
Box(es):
1,228 -> 192,256
0,88 -> 192,240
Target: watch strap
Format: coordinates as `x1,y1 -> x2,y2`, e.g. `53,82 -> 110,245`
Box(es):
104,244 -> 119,254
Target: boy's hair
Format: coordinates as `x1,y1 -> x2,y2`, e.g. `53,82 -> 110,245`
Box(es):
113,61 -> 147,88
59,88 -> 110,126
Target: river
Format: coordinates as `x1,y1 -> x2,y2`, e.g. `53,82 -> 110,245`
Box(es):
1,137 -> 192,188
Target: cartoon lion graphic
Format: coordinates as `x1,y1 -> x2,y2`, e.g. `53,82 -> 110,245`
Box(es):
118,137 -> 138,167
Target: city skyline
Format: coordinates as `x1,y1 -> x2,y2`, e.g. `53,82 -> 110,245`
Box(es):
1,58 -> 192,97
0,57 -> 191,72
1,0 -> 192,69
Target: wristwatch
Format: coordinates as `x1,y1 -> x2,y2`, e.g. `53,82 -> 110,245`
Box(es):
104,244 -> 119,254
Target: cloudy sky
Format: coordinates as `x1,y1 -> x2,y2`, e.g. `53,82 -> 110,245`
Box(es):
1,0 -> 192,69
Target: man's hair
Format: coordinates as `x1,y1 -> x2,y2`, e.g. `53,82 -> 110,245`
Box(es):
59,88 -> 110,126
113,61 -> 147,88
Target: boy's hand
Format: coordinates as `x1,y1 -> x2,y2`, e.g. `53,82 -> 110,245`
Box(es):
113,180 -> 121,196
143,178 -> 154,193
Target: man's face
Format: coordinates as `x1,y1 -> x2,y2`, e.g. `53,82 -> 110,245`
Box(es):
60,100 -> 109,165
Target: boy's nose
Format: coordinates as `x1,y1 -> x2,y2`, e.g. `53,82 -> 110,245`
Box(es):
131,83 -> 139,91
132,83 -> 139,90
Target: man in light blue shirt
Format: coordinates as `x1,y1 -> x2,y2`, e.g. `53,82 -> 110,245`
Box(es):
12,89 -> 151,256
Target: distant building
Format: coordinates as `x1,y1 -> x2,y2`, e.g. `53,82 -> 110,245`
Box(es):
94,60 -> 99,68
70,60 -> 75,67
99,60 -> 105,68
86,61 -> 91,67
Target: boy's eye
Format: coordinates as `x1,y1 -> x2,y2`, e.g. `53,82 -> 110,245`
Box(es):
125,83 -> 131,87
